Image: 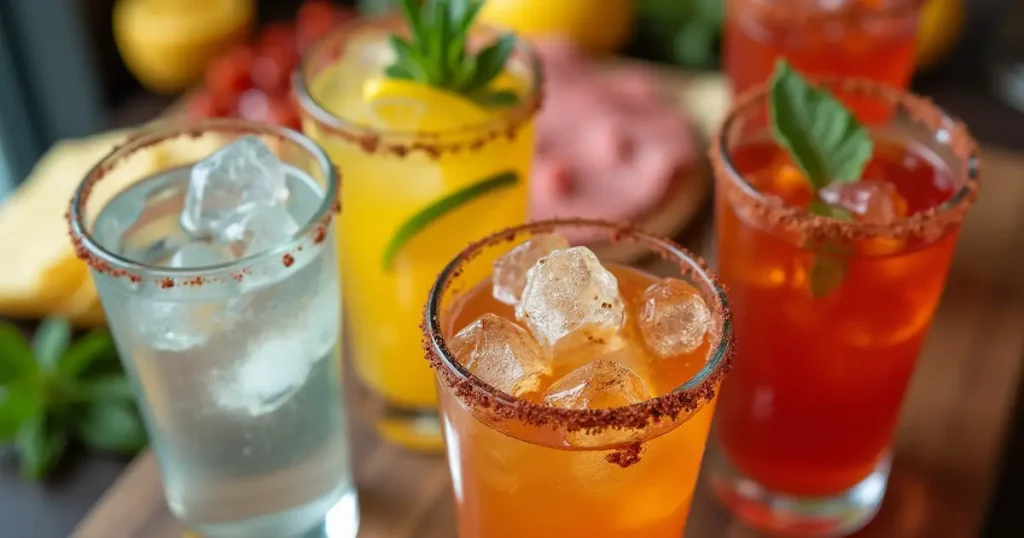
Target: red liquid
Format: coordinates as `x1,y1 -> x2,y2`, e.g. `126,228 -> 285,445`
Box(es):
715,139 -> 959,495
726,0 -> 920,97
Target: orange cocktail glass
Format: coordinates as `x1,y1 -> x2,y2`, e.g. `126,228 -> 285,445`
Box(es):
726,0 -> 922,97
709,79 -> 979,534
423,220 -> 733,538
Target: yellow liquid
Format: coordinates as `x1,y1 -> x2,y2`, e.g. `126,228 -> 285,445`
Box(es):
301,54 -> 535,448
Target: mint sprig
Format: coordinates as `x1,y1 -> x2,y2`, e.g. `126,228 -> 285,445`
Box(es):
0,319 -> 146,481
387,0 -> 519,107
769,60 -> 872,298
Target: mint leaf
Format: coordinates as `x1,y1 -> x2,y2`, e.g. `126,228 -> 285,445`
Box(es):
472,89 -> 519,108
57,329 -> 116,380
382,171 -> 518,270
16,412 -> 68,481
72,375 -> 135,402
769,60 -> 873,190
0,383 -> 43,442
75,400 -> 147,454
0,323 -> 37,383
34,318 -> 72,372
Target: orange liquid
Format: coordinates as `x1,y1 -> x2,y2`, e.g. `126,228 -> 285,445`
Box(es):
440,265 -> 717,538
715,139 -> 959,495
726,0 -> 919,97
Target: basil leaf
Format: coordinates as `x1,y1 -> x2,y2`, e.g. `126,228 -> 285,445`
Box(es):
0,383 -> 42,442
807,201 -> 854,299
0,323 -> 37,383
75,400 -> 147,454
16,412 -> 68,481
769,60 -> 873,190
57,329 -> 116,380
33,318 -> 72,372
382,171 -> 518,270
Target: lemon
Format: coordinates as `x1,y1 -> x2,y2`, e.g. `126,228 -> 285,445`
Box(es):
479,0 -> 634,56
361,78 -> 492,132
916,0 -> 965,69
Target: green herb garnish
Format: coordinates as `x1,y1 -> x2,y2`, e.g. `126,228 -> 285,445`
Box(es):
769,60 -> 872,298
382,171 -> 518,270
0,319 -> 146,481
386,0 -> 519,107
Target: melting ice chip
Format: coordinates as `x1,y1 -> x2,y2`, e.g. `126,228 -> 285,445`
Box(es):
544,359 -> 653,447
449,313 -> 551,397
515,246 -> 625,350
492,234 -> 571,305
638,278 -> 711,358
818,180 -> 907,225
214,332 -> 319,416
181,135 -> 299,252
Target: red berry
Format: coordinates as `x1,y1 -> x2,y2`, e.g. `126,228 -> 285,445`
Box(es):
267,97 -> 301,130
259,22 -> 299,61
237,89 -> 271,122
205,53 -> 253,98
188,91 -> 234,119
251,45 -> 296,96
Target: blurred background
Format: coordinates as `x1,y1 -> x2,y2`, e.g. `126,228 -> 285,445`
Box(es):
0,0 -> 1014,193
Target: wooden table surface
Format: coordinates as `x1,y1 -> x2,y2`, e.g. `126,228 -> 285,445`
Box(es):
72,145 -> 1024,538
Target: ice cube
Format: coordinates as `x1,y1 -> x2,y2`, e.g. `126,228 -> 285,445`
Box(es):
544,360 -> 653,447
165,240 -> 236,269
638,279 -> 711,358
818,180 -> 907,224
242,205 -> 301,257
449,314 -> 551,397
181,136 -> 290,243
214,332 -> 319,417
492,234 -> 571,305
545,360 -> 652,410
515,246 -> 625,350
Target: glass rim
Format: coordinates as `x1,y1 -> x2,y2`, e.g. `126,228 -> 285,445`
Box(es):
422,218 -> 735,436
293,14 -> 544,159
735,0 -> 926,18
67,118 -> 341,288
710,76 -> 980,245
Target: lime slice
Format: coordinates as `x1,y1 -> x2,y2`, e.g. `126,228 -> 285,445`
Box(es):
381,171 -> 518,270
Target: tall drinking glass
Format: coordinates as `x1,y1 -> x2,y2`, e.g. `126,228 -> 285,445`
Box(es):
67,119 -> 358,538
296,16 -> 541,451
424,220 -> 733,537
709,79 -> 979,534
726,0 -> 923,97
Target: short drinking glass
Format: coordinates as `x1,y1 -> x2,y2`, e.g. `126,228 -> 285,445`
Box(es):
424,219 -> 733,537
67,119 -> 359,538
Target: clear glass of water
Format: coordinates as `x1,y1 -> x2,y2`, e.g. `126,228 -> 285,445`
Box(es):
67,119 -> 359,538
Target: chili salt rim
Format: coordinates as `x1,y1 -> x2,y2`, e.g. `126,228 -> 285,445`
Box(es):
421,218 -> 734,436
710,76 -> 980,246
738,0 -> 926,22
294,15 -> 543,160
66,118 -> 341,288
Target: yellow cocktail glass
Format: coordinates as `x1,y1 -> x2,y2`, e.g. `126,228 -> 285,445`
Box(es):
296,16 -> 541,451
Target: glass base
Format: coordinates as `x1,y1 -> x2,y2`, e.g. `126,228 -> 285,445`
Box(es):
357,386 -> 444,452
708,449 -> 889,537
184,486 -> 359,538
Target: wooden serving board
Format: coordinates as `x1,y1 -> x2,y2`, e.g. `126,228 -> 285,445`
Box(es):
73,140 -> 1024,537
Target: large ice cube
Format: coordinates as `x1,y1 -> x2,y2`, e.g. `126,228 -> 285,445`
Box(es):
492,234 -> 571,305
449,314 -> 551,397
515,246 -> 625,350
818,180 -> 907,225
214,332 -> 320,417
544,360 -> 653,447
638,278 -> 711,358
181,136 -> 298,250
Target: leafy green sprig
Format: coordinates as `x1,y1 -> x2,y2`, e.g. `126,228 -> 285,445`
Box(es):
0,319 -> 146,481
386,0 -> 520,107
769,60 -> 873,298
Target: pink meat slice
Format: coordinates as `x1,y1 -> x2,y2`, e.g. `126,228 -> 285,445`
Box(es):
529,39 -> 697,236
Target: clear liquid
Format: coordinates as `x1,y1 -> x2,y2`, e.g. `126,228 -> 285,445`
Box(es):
92,168 -> 358,538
